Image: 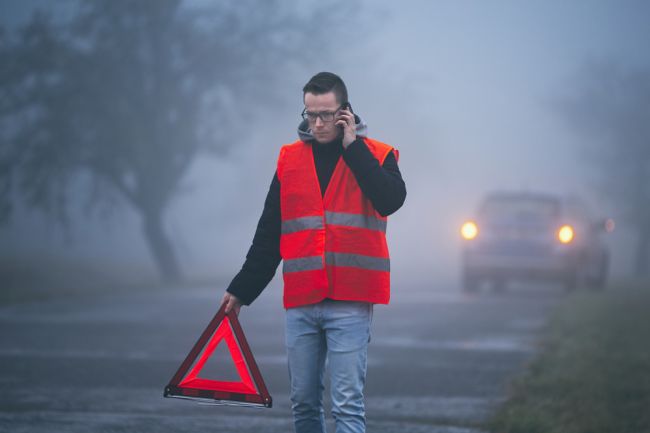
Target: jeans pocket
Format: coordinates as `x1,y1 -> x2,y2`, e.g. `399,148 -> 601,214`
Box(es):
325,301 -> 373,353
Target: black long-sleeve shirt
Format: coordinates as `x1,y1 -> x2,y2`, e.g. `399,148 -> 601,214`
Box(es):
226,136 -> 406,305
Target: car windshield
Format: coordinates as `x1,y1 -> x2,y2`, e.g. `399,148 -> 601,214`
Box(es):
479,196 -> 559,222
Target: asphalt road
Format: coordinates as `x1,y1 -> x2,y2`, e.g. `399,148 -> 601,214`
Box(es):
0,281 -> 563,432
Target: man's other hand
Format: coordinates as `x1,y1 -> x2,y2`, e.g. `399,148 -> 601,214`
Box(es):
221,292 -> 242,316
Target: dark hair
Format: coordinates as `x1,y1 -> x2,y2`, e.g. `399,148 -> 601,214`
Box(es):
302,72 -> 348,104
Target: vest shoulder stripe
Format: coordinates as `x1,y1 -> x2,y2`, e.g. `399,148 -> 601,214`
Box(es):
283,256 -> 324,273
325,252 -> 390,272
325,211 -> 387,233
281,216 -> 324,234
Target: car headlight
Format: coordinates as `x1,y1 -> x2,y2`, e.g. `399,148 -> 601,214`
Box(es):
557,224 -> 574,244
461,221 -> 479,240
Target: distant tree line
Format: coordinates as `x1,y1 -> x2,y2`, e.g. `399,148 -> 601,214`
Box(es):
561,62 -> 650,277
0,0 -> 357,282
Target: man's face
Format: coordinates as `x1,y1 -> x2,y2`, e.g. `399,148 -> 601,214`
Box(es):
303,91 -> 343,144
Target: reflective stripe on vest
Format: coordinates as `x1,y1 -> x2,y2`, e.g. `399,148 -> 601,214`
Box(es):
325,211 -> 386,233
283,253 -> 390,273
281,216 -> 324,234
283,256 -> 323,273
281,212 -> 385,234
325,252 -> 390,272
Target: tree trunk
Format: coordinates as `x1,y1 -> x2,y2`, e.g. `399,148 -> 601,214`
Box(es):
141,208 -> 183,283
635,224 -> 650,278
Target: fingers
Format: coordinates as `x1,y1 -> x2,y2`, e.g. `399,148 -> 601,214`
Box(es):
338,110 -> 354,124
228,297 -> 241,316
223,292 -> 242,316
336,111 -> 355,130
344,112 -> 355,129
221,292 -> 229,308
222,292 -> 233,313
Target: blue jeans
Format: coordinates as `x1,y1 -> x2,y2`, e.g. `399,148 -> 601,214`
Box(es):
285,298 -> 374,433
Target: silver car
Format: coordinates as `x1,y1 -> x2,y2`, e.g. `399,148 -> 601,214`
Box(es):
460,191 -> 612,292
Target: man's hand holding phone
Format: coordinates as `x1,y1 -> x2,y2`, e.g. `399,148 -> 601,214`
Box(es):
336,103 -> 356,149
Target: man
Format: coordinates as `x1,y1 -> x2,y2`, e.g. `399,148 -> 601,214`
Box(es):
221,72 -> 406,433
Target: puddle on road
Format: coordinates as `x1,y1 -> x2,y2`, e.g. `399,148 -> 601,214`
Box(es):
374,335 -> 536,353
507,317 -> 546,331
0,348 -> 290,365
0,304 -> 173,324
0,335 -> 535,363
368,395 -> 500,424
0,347 -> 172,361
0,386 -> 492,433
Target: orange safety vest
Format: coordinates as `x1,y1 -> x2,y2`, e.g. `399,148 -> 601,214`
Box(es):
277,137 -> 398,309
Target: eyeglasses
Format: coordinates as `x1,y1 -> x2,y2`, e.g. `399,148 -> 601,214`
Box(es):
301,105 -> 343,123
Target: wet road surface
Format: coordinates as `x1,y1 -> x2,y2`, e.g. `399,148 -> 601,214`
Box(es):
0,282 -> 563,432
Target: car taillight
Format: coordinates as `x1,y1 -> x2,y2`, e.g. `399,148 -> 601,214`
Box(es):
461,221 -> 479,240
557,224 -> 574,244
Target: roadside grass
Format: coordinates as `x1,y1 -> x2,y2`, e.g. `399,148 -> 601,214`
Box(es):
487,280 -> 650,433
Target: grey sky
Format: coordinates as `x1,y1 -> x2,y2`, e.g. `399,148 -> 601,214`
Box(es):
1,0 -> 648,284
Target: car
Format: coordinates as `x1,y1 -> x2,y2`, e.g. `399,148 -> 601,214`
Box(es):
459,191 -> 612,292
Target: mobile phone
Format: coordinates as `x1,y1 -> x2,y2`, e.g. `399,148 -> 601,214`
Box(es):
337,102 -> 353,130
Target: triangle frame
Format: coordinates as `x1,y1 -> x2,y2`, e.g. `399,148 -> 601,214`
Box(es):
164,303 -> 272,408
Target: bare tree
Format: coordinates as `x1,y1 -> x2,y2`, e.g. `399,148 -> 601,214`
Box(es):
560,62 -> 650,277
0,0 -> 357,282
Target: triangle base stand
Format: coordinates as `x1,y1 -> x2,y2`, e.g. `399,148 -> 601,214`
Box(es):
164,385 -> 269,408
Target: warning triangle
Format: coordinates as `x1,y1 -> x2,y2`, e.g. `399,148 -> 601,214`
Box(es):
188,329 -> 242,382
164,303 -> 272,408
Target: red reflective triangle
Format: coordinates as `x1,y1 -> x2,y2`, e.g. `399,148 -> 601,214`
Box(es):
179,316 -> 257,394
164,304 -> 272,408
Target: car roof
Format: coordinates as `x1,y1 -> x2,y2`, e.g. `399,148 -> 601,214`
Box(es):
478,191 -> 595,219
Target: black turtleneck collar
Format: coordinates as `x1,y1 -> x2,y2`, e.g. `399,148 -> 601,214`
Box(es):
312,135 -> 343,153
311,136 -> 343,196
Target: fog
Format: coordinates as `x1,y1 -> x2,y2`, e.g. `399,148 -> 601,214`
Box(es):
1,0 -> 648,295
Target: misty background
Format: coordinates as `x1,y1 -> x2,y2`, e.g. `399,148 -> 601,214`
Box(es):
1,0 -> 649,299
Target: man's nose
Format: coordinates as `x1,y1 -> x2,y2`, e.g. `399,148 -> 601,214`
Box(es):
314,116 -> 324,127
